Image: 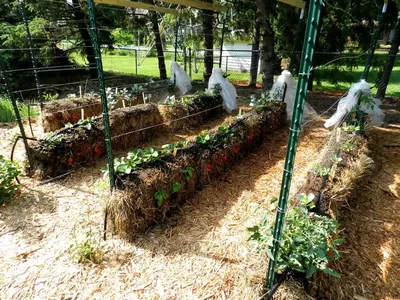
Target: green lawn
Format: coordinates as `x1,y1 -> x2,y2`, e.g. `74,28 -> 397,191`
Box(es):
70,52 -> 400,97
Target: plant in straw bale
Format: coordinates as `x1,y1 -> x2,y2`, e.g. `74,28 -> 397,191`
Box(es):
311,164 -> 331,177
0,155 -> 21,204
248,193 -> 343,279
43,133 -> 62,149
161,140 -> 189,152
195,130 -> 215,148
171,182 -> 182,194
106,147 -> 169,175
154,190 -> 168,208
216,125 -> 235,146
343,124 -> 360,134
341,140 -> 356,152
183,166 -> 194,182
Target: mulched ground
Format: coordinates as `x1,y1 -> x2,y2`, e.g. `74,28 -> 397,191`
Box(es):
0,88 -> 399,299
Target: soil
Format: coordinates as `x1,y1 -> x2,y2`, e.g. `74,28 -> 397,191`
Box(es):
0,89 -> 399,299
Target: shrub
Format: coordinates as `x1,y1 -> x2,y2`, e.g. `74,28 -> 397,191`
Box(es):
0,155 -> 21,203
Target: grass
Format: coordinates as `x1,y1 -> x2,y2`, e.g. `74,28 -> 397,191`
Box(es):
0,95 -> 39,123
70,51 -> 400,97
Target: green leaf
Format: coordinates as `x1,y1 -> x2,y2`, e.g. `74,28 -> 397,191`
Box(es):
334,238 -> 344,245
306,265 -> 317,279
321,266 -> 341,278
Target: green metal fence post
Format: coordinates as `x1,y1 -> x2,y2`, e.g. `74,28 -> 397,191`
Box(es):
20,0 -> 44,108
135,49 -> 138,75
362,0 -> 388,80
0,57 -> 33,169
87,0 -> 115,240
265,0 -> 323,295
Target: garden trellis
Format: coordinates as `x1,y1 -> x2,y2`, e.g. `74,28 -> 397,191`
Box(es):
265,0 -> 323,296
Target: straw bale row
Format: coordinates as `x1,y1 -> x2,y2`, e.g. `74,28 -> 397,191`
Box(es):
107,102 -> 287,238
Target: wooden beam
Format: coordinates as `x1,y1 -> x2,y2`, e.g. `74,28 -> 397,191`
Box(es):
156,0 -> 227,12
277,0 -> 305,9
93,0 -> 179,15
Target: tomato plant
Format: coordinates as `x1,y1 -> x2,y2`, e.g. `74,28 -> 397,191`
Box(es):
0,155 -> 21,203
248,193 -> 343,279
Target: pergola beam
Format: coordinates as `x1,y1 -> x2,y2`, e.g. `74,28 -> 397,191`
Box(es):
93,0 -> 179,15
156,0 -> 227,12
277,0 -> 305,9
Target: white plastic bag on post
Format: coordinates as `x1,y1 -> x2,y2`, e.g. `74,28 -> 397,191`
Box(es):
324,80 -> 385,128
270,70 -> 316,120
170,61 -> 192,95
208,67 -> 238,113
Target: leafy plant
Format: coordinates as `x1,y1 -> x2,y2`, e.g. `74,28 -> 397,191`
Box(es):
311,164 -> 331,177
170,182 -> 182,194
44,133 -> 62,149
343,124 -> 360,134
110,147 -> 170,175
330,155 -> 343,164
162,140 -> 189,151
154,190 -> 168,208
249,88 -> 283,107
248,193 -> 343,279
183,166 -> 194,182
77,116 -> 95,130
341,140 -> 356,152
195,130 -> 214,147
69,231 -> 104,264
0,155 -> 21,203
43,93 -> 59,101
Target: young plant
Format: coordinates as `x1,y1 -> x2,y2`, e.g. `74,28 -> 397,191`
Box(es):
248,193 -> 343,279
0,155 -> 21,203
44,133 -> 62,149
341,140 -> 356,152
183,166 -> 194,182
343,124 -> 360,134
330,155 -> 343,164
154,190 -> 168,208
311,164 -> 331,177
170,182 -> 182,194
69,231 -> 104,264
195,130 -> 214,147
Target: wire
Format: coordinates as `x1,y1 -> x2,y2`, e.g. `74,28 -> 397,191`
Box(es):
111,104 -> 223,140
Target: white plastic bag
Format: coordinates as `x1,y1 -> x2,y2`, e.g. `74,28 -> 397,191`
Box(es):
324,80 -> 385,128
208,67 -> 238,113
270,70 -> 316,120
170,61 -> 192,95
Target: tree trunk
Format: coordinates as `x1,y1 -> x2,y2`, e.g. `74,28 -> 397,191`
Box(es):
307,5 -> 325,91
202,4 -> 214,82
376,17 -> 400,99
249,17 -> 261,87
256,0 -> 275,91
149,11 -> 167,80
70,0 -> 97,78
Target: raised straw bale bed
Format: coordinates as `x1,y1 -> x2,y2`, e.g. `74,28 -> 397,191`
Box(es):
106,102 -> 287,238
269,126 -> 373,298
296,127 -> 373,217
29,93 -> 224,178
41,82 -> 178,132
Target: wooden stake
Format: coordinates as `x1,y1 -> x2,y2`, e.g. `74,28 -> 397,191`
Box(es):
79,85 -> 82,98
81,108 -> 85,120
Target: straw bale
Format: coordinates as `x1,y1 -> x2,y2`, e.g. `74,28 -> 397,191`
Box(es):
107,102 -> 287,238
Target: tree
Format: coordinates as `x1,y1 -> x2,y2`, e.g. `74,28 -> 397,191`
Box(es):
69,0 -> 97,78
202,1 -> 214,82
377,12 -> 400,99
149,10 -> 167,80
256,0 -> 276,90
